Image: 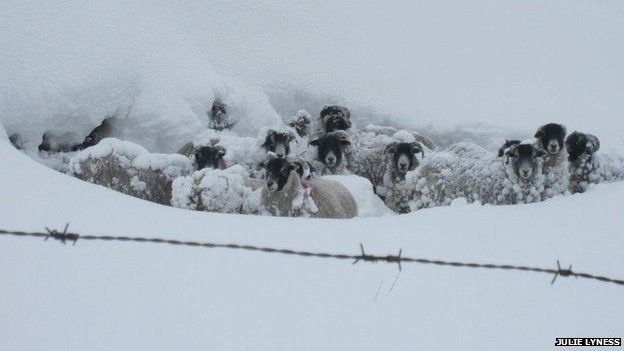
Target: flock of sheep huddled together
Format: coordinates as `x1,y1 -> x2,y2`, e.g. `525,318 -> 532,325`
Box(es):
18,101 -> 624,218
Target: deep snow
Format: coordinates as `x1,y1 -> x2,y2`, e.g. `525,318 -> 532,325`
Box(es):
2,1 -> 624,349
1,120 -> 624,351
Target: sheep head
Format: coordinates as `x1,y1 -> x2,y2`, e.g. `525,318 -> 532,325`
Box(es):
310,131 -> 351,169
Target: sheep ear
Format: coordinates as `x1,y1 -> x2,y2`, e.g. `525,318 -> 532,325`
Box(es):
287,132 -> 295,142
535,125 -> 545,138
309,138 -> 321,146
340,139 -> 351,146
385,143 -> 398,154
256,161 -> 266,170
586,134 -> 600,153
410,142 -> 422,154
561,124 -> 567,137
342,106 -> 351,120
535,150 -> 546,158
504,147 -> 517,158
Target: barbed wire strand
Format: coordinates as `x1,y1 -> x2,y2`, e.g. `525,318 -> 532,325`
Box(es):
0,225 -> 622,287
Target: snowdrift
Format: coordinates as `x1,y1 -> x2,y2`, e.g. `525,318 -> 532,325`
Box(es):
1,125 -> 624,351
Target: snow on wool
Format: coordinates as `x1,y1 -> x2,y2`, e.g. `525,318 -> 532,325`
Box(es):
534,141 -> 569,199
349,127 -> 428,212
68,138 -> 192,205
321,175 -> 393,217
261,171 -> 357,218
407,142 -> 546,210
171,165 -> 261,214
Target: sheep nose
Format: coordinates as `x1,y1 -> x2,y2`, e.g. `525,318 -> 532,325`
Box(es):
522,170 -> 530,176
267,180 -> 274,187
277,153 -> 285,158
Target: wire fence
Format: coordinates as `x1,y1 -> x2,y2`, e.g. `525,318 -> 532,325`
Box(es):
1,225 -> 623,287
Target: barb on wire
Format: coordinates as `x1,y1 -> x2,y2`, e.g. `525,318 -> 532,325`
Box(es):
551,260 -> 577,285
0,225 -> 622,288
44,223 -> 78,245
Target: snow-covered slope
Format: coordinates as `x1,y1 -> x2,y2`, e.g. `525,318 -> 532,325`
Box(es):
1,123 -> 623,350
2,1 -> 624,349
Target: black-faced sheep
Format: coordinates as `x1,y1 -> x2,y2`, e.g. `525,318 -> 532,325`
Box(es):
565,131 -> 624,193
38,118 -> 114,153
178,140 -> 227,170
313,105 -> 352,135
287,110 -> 312,137
260,158 -> 357,218
533,123 -> 569,199
309,130 -> 352,175
408,141 -> 546,209
497,140 -> 520,157
375,142 -> 424,213
208,99 -> 235,131
9,133 -> 24,150
346,128 -> 427,213
262,130 -> 295,159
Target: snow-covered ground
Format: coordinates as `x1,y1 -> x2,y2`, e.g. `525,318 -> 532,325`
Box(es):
1,113 -> 624,350
2,0 -> 624,349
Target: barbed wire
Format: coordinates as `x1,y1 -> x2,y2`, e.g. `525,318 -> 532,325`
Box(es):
0,225 -> 622,287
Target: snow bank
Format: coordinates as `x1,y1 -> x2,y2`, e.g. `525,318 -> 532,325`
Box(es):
1,136 -> 624,351
0,121 -> 7,141
0,2 -> 284,153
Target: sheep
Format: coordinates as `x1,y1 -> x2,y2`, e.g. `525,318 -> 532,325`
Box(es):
287,109 -> 312,137
9,133 -> 24,150
178,138 -> 227,170
345,129 -> 424,212
171,165 -> 261,214
68,138 -> 193,205
360,124 -> 436,150
407,141 -> 546,209
38,118 -> 114,153
375,142 -> 425,213
566,131 -> 624,193
533,123 -> 569,199
260,158 -> 357,218
312,105 -> 352,136
308,130 -> 352,175
261,130 -> 295,159
497,140 -> 520,157
187,129 -> 263,176
208,98 -> 235,131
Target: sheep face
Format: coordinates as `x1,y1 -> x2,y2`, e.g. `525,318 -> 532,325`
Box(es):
386,142 -> 424,175
310,131 -> 351,170
497,140 -> 521,157
194,145 -> 226,170
565,131 -> 600,162
506,144 -> 545,180
209,99 -> 233,130
320,105 -> 352,132
262,130 -> 294,158
289,114 -> 311,137
535,123 -> 567,155
264,158 -> 295,192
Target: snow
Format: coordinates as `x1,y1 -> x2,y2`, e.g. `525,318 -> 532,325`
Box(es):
323,175 -> 392,217
171,165 -> 260,214
2,0 -> 624,349
1,138 -> 624,350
